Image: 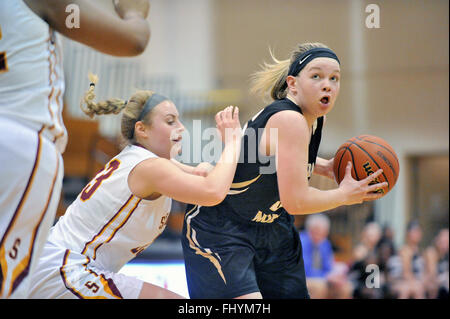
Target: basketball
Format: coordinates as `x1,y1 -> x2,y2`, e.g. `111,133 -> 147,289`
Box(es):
333,135 -> 400,196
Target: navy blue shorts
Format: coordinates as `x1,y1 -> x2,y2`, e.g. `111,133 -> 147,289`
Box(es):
181,205 -> 310,299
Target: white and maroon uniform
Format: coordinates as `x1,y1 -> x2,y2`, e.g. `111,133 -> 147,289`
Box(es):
29,145 -> 172,299
0,0 -> 66,299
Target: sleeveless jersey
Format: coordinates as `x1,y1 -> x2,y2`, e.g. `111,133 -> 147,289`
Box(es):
214,98 -> 323,225
0,0 -> 67,152
47,145 -> 172,273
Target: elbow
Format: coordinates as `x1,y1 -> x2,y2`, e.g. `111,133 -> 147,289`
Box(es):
135,26 -> 151,55
281,197 -> 309,215
127,33 -> 150,56
282,202 -> 300,215
121,26 -> 150,56
133,33 -> 150,55
203,189 -> 227,207
199,182 -> 228,207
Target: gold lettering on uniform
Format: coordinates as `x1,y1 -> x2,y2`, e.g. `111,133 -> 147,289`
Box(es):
269,201 -> 282,212
252,211 -> 280,223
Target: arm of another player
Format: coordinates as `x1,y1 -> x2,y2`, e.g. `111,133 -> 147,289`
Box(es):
271,111 -> 387,215
129,107 -> 241,206
313,157 -> 335,180
24,0 -> 150,56
170,159 -> 215,177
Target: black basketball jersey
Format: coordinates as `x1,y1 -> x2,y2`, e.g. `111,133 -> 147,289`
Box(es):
211,98 -> 324,225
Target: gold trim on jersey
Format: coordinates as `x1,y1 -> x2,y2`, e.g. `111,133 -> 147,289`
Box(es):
0,127 -> 44,297
228,175 -> 261,195
0,26 -> 8,73
227,188 -> 249,195
91,197 -> 142,260
230,175 -> 261,189
8,147 -> 60,297
59,250 -> 122,299
0,51 -> 8,73
81,195 -> 138,259
184,206 -> 227,284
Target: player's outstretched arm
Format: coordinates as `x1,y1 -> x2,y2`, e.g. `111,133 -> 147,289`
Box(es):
128,107 -> 241,207
269,111 -> 387,215
24,0 -> 150,56
170,159 -> 214,177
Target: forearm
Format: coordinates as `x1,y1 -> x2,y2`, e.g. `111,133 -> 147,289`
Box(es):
42,0 -> 150,56
204,138 -> 241,197
170,159 -> 195,174
286,186 -> 346,215
313,157 -> 334,180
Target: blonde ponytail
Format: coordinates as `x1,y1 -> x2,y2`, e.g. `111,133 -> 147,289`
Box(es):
80,72 -> 127,118
79,73 -> 157,144
249,49 -> 291,101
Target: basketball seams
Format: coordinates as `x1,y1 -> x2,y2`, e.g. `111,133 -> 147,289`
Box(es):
354,136 -> 398,162
335,146 -> 348,183
355,137 -> 399,175
346,145 -> 360,181
361,140 -> 398,179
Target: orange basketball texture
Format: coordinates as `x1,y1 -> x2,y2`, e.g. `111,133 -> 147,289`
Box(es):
333,135 -> 400,196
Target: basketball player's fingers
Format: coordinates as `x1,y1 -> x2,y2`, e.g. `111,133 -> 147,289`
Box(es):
223,106 -> 233,121
367,182 -> 388,193
344,161 -> 353,178
215,111 -> 221,125
224,106 -> 233,117
233,106 -> 239,120
218,109 -> 226,121
364,192 -> 385,201
215,111 -> 225,129
362,169 -> 384,184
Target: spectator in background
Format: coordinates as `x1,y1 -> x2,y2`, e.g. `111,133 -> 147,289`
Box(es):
375,225 -> 397,298
424,228 -> 449,298
377,225 -> 397,257
353,222 -> 382,264
349,222 -> 384,298
387,220 -> 425,299
300,214 -> 353,299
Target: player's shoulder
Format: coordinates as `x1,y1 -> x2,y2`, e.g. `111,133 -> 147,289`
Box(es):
267,109 -> 308,132
112,145 -> 159,173
132,156 -> 171,179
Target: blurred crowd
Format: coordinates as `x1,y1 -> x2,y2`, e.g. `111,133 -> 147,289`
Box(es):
299,215 -> 449,299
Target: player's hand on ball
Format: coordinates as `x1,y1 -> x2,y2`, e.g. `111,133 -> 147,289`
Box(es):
113,0 -> 150,20
339,161 -> 388,205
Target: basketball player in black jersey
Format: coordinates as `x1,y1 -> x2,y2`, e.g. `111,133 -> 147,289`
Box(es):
181,42 -> 388,299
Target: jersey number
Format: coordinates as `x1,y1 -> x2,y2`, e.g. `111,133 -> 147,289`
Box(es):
80,160 -> 120,201
0,26 -> 8,72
